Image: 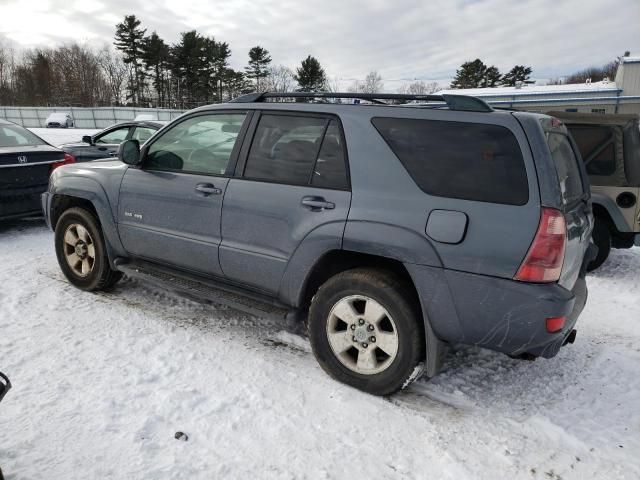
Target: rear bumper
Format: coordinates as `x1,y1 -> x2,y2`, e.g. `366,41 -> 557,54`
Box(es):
407,258 -> 592,360
0,187 -> 47,221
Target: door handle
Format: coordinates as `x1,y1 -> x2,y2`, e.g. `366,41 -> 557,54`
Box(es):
195,183 -> 222,196
301,196 -> 335,211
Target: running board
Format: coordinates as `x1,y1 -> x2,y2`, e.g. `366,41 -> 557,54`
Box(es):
116,262 -> 293,322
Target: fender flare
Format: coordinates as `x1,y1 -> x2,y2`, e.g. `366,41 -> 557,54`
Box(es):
591,193 -> 631,233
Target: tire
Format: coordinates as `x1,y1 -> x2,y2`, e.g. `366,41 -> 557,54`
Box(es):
587,220 -> 611,271
55,207 -> 122,291
308,268 -> 425,396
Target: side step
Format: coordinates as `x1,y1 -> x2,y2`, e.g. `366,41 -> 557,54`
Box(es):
116,262 -> 293,322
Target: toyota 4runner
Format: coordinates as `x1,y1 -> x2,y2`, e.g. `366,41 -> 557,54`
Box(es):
42,92 -> 595,395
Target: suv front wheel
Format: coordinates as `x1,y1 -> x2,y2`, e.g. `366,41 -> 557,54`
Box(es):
308,268 -> 425,395
55,207 -> 122,291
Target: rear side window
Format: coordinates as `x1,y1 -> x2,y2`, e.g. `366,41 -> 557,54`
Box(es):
546,132 -> 584,205
371,118 -> 528,205
312,120 -> 348,189
244,114 -> 348,189
567,125 -> 616,176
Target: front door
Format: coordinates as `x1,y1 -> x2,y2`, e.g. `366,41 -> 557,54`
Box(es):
220,112 -> 351,293
117,111 -> 249,277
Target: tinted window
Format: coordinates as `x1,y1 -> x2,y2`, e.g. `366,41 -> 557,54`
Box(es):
96,127 -> 130,144
567,125 -> 616,176
311,120 -> 348,189
244,114 -> 327,185
146,113 -> 246,175
372,118 -> 528,205
546,132 -> 584,205
0,125 -> 46,147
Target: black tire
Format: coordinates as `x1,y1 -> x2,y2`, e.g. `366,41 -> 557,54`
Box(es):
587,220 -> 611,271
308,268 -> 425,396
55,207 -> 122,291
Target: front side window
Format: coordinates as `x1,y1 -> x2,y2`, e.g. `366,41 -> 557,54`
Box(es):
372,118 -> 529,205
96,127 -> 131,144
145,113 -> 246,175
131,127 -> 157,144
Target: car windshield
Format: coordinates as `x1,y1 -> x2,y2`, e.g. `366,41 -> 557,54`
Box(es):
0,124 -> 47,147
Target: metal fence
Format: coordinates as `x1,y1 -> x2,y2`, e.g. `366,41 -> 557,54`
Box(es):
0,106 -> 188,129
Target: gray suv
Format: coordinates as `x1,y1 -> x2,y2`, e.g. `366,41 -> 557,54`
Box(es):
42,92 -> 595,395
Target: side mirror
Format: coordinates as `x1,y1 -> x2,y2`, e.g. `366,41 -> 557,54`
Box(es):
82,135 -> 93,145
118,139 -> 141,166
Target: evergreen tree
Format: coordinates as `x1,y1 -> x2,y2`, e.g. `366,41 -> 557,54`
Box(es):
294,55 -> 326,92
114,15 -> 147,105
141,32 -> 170,106
450,59 -> 501,89
202,38 -> 231,101
245,46 -> 271,91
482,65 -> 502,87
171,31 -> 208,106
501,65 -> 532,86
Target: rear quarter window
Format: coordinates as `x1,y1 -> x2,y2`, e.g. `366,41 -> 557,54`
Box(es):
371,118 -> 529,205
546,132 -> 584,206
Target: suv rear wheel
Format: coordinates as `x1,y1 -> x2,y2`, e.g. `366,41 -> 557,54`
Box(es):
587,220 -> 611,271
55,207 -> 122,291
308,268 -> 425,396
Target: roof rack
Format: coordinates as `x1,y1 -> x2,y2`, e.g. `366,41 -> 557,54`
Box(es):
229,92 -> 494,112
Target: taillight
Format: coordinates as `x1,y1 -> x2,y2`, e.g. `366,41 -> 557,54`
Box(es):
514,207 -> 566,283
50,153 -> 76,174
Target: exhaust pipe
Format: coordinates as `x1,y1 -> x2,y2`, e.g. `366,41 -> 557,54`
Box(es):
563,329 -> 577,346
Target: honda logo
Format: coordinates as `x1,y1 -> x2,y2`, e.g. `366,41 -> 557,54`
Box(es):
17,155 -> 27,164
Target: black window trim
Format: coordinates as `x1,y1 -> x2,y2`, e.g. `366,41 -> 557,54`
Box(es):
234,109 -> 351,191
370,116 -> 530,206
139,109 -> 252,178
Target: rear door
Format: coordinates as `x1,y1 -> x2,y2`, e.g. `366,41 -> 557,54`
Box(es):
544,127 -> 592,288
219,112 -> 351,293
117,111 -> 249,277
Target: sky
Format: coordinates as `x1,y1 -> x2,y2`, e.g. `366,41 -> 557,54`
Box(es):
0,0 -> 638,88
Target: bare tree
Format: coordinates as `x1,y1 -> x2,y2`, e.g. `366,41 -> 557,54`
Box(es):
263,65 -> 296,92
397,80 -> 441,95
349,71 -> 384,94
99,47 -> 128,105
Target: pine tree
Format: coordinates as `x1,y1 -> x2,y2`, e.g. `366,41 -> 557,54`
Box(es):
294,56 -> 327,92
171,31 -> 208,106
450,59 -> 501,89
141,32 -> 170,106
114,15 -> 147,105
501,65 -> 532,86
245,46 -> 271,91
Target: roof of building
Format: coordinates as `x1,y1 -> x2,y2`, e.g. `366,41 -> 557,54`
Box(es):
620,55 -> 640,64
437,80 -> 620,98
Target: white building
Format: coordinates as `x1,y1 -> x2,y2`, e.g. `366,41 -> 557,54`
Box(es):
438,55 -> 640,115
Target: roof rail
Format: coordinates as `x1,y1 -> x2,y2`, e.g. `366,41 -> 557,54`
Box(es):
229,92 -> 493,112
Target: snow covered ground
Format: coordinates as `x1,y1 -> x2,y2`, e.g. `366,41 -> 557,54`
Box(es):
0,219 -> 638,480
30,128 -> 100,147
1,130 -> 639,479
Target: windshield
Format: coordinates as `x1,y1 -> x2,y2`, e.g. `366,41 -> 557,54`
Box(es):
0,124 -> 48,148
546,132 -> 584,206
